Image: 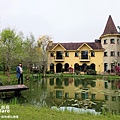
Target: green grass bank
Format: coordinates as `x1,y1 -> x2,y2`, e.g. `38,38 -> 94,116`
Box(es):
0,104 -> 120,120
1,72 -> 120,85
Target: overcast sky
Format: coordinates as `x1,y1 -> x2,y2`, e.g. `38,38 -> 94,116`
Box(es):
0,0 -> 120,42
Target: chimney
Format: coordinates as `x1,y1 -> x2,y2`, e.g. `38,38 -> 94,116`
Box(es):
95,39 -> 101,43
48,41 -> 53,46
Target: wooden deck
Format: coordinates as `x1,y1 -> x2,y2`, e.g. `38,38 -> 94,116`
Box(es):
0,85 -> 29,96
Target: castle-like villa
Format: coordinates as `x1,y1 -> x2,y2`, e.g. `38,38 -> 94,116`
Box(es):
46,15 -> 120,74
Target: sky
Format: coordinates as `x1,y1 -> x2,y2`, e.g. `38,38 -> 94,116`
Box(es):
0,0 -> 120,43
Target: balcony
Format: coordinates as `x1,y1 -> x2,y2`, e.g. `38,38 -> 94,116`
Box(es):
54,51 -> 64,62
79,55 -> 90,62
54,56 -> 64,62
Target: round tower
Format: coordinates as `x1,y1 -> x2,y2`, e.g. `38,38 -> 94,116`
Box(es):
100,15 -> 120,72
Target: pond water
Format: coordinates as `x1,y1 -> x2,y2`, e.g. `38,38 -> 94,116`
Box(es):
1,77 -> 120,115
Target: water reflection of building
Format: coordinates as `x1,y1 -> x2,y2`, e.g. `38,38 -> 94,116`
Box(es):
46,78 -> 120,114
46,78 -> 109,112
104,80 -> 120,114
47,77 -> 108,100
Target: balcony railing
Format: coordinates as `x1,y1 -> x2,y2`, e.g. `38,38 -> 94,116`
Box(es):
54,56 -> 65,62
79,55 -> 90,62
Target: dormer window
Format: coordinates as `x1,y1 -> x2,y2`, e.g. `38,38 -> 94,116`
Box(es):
56,51 -> 63,59
81,51 -> 88,59
110,39 -> 115,44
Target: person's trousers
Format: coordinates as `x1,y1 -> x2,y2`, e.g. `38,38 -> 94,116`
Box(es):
18,74 -> 23,84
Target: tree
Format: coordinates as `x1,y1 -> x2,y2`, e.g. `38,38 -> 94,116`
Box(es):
21,33 -> 40,76
0,27 -> 51,80
0,28 -> 22,74
37,35 -> 52,77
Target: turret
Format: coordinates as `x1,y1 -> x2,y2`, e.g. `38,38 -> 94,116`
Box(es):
100,15 -> 120,72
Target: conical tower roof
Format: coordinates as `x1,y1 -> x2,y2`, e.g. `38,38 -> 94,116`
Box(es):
102,15 -> 119,35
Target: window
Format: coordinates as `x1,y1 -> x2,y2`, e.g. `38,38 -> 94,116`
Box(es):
118,96 -> 120,101
111,51 -> 115,56
56,51 -> 63,59
91,81 -> 96,87
104,82 -> 108,88
104,39 -> 107,44
118,52 -> 120,56
75,52 -> 79,57
65,52 -> 69,57
112,96 -> 116,101
49,77 -> 54,86
50,63 -> 54,73
81,51 -> 88,59
111,63 -> 115,69
91,51 -> 95,57
50,52 -> 54,57
75,93 -> 79,98
91,94 -> 96,100
104,52 -> 107,56
56,90 -> 62,99
105,95 -> 108,101
110,39 -> 115,44
81,92 -> 88,100
117,39 -> 120,44
104,63 -> 108,72
65,93 -> 69,98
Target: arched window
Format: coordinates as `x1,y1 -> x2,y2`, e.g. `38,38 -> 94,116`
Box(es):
74,63 -> 80,71
64,63 -> 69,72
56,63 -> 62,73
90,63 -> 95,70
49,78 -> 54,86
56,78 -> 62,86
50,63 -> 54,72
81,63 -> 87,72
64,78 -> 69,86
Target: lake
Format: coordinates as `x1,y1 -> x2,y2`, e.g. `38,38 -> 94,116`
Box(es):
1,77 -> 120,115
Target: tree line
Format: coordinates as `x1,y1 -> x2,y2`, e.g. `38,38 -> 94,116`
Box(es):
0,27 -> 50,75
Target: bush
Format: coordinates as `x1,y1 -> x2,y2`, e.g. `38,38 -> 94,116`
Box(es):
107,70 -> 110,74
87,69 -> 96,75
46,71 -> 50,74
75,70 -> 80,75
61,69 -> 64,73
111,69 -> 114,73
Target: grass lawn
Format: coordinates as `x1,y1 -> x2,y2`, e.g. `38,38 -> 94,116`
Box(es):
0,104 -> 120,120
0,72 -> 120,85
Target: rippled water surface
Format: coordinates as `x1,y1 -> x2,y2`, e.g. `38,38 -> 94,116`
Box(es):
1,77 -> 120,114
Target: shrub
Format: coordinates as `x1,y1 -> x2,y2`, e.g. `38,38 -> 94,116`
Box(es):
87,69 -> 96,75
107,70 -> 110,74
46,71 -> 50,74
61,69 -> 64,73
75,70 -> 80,75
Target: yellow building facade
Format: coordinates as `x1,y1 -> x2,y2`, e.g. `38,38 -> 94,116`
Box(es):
47,40 -> 104,74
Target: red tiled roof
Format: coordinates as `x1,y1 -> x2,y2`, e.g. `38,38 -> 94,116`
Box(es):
102,15 -> 119,35
47,41 -> 104,50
